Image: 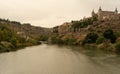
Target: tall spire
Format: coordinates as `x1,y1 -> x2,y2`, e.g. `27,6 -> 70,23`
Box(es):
99,6 -> 102,11
92,9 -> 95,17
115,8 -> 118,13
92,9 -> 95,13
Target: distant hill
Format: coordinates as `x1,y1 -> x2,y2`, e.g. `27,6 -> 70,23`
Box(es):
0,18 -> 51,39
51,8 -> 120,48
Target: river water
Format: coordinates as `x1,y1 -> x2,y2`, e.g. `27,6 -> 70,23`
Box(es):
0,44 -> 120,74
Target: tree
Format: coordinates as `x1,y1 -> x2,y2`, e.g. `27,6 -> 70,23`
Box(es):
115,41 -> 120,52
38,35 -> 48,41
83,32 -> 98,44
103,29 -> 117,43
96,36 -> 105,44
11,37 -> 18,47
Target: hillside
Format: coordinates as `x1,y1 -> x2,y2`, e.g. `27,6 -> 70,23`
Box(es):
0,18 -> 51,53
0,18 -> 51,39
51,9 -> 120,52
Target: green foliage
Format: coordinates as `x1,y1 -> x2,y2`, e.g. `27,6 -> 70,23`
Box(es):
11,37 -> 18,47
64,38 -> 76,45
51,36 -> 57,44
114,31 -> 120,37
51,36 -> 63,44
51,36 -> 76,45
72,21 -> 83,28
71,18 -> 93,29
103,29 -> 113,39
115,42 -> 120,52
16,36 -> 26,43
38,35 -> 48,41
0,26 -> 27,50
83,32 -> 98,44
96,36 -> 105,44
103,29 -> 117,43
0,26 -> 14,41
27,38 -> 37,45
53,26 -> 59,33
92,15 -> 98,21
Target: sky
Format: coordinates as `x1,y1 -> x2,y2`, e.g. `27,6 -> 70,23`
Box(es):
0,0 -> 120,28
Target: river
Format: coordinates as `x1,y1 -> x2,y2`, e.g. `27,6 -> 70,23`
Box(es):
0,44 -> 120,74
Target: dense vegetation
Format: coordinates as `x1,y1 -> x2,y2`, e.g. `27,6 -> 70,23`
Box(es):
0,25 -> 40,53
51,35 -> 76,45
71,18 -> 93,28
38,35 -> 48,41
82,29 -> 120,52
51,25 -> 120,52
82,32 -> 98,44
103,29 -> 117,43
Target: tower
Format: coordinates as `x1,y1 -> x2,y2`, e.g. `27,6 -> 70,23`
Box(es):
115,8 -> 118,14
99,6 -> 102,11
99,6 -> 102,12
98,6 -> 102,20
92,9 -> 95,17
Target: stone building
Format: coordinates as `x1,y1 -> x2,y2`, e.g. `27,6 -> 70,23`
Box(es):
92,7 -> 120,21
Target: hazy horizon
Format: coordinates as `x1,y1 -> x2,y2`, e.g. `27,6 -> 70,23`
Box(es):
0,0 -> 120,28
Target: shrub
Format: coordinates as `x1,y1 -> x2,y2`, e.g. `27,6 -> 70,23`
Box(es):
51,36 -> 57,44
64,38 -> 76,45
11,37 -> 18,47
83,32 -> 98,44
71,18 -> 93,29
38,35 -> 48,41
96,36 -> 105,44
115,42 -> 120,52
103,29 -> 117,43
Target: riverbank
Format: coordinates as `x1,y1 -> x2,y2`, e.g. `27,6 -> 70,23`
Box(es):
50,28 -> 120,53
0,25 -> 42,53
0,41 -> 41,53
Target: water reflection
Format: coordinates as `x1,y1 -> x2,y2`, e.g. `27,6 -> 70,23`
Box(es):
0,44 -> 120,74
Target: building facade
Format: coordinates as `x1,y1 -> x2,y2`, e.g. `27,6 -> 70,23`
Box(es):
92,7 -> 120,21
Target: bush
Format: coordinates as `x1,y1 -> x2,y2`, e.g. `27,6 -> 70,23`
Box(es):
71,18 -> 93,29
38,35 -> 48,41
114,31 -> 120,37
115,42 -> 120,52
83,32 -> 98,44
103,29 -> 117,43
51,36 -> 57,44
64,38 -> 76,45
11,37 -> 18,47
96,36 -> 105,44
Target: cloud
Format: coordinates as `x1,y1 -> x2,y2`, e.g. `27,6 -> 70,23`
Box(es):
0,0 -> 119,27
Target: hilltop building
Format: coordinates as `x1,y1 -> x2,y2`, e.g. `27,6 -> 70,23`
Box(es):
92,7 -> 120,21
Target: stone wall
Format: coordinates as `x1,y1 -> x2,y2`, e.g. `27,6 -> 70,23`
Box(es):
92,8 -> 120,21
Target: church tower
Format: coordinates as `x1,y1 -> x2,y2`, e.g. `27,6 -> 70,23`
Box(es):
92,9 -> 95,17
99,6 -> 102,12
98,6 -> 102,20
115,8 -> 118,14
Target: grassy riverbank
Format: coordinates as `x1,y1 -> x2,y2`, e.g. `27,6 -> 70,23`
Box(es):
0,25 -> 41,53
49,28 -> 120,53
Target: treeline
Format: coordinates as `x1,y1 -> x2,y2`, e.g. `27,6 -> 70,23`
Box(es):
50,28 -> 120,52
71,17 -> 97,29
50,35 -> 76,45
0,25 -> 39,53
0,18 -> 21,25
83,29 -> 120,52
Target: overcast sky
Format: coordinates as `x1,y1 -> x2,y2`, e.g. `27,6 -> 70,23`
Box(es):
0,0 -> 120,28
